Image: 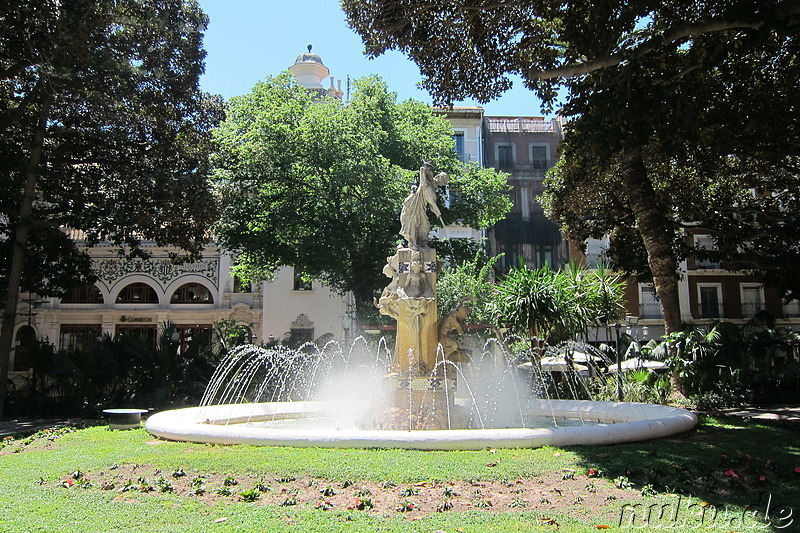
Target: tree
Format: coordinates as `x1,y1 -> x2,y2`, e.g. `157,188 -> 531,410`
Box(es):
343,0 -> 800,107
0,0 -> 223,416
543,26 -> 800,324
212,74 -> 511,310
493,262 -> 625,362
436,250 -> 500,324
344,0 -> 800,333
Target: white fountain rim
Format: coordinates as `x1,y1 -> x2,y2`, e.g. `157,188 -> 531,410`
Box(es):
145,400 -> 697,451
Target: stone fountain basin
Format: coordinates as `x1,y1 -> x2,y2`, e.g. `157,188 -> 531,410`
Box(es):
145,400 -> 697,450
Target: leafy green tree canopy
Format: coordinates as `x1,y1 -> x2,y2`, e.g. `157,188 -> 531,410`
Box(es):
212,74 -> 510,307
0,0 -> 223,416
344,0 -> 800,108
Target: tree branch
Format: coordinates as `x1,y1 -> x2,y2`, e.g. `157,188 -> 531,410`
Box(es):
525,6 -> 800,81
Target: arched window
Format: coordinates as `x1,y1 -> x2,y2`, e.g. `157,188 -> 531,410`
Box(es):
170,283 -> 213,304
14,325 -> 36,370
61,284 -> 104,304
116,282 -> 158,303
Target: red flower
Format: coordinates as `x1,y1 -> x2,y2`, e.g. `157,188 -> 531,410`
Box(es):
724,469 -> 740,479
759,474 -> 767,482
794,466 -> 800,474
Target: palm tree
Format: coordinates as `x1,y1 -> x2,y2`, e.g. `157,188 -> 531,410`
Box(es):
494,263 -> 625,366
494,264 -> 564,363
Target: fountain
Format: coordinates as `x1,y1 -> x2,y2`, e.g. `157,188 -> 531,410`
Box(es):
146,164 -> 697,449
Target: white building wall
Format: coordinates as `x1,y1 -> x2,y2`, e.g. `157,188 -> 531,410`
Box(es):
260,268 -> 350,343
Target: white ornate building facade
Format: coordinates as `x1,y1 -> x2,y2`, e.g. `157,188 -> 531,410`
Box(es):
9,237 -> 263,375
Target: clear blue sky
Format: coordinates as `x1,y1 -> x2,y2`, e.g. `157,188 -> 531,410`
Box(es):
198,0 -> 549,117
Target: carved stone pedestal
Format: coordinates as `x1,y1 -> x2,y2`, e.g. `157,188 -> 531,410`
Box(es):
374,374 -> 459,430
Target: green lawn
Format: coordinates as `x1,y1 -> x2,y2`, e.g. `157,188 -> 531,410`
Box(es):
0,415 -> 797,532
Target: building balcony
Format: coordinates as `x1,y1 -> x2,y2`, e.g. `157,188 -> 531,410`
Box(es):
741,302 -> 766,318
697,303 -> 725,319
584,252 -> 606,268
784,301 -> 800,318
639,303 -> 663,319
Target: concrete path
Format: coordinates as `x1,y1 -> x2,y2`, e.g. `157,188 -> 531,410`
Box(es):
0,417 -> 94,438
713,405 -> 800,423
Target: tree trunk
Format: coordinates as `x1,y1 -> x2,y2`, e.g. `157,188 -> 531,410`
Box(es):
619,149 -> 683,335
0,97 -> 51,418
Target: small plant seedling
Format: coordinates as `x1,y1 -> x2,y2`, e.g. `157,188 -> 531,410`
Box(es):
614,476 -> 632,490
190,476 -> 206,495
239,488 -> 260,502
214,486 -> 232,497
155,477 -> 173,493
280,497 -> 298,507
436,499 -> 453,512
223,474 -> 238,487
396,500 -> 417,512
348,497 -> 374,511
509,498 -> 528,508
314,500 -> 334,510
171,468 -> 186,478
320,486 -> 336,497
400,486 -> 419,497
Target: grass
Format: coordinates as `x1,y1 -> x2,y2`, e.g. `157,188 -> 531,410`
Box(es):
0,415 -> 798,532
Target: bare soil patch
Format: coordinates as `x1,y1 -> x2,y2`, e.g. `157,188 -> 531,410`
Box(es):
53,462 -> 641,518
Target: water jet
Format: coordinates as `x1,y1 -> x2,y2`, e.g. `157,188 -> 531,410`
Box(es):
146,164 -> 697,448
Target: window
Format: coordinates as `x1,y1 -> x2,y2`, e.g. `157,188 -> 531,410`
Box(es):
698,284 -> 722,318
694,234 -> 720,269
170,283 -> 213,304
496,144 -> 514,169
232,276 -> 247,293
293,268 -> 313,291
452,132 -> 465,162
499,243 -> 518,272
13,325 -> 36,370
173,324 -> 213,355
536,246 -> 553,268
116,283 -> 158,304
60,324 -> 102,353
115,324 -> 157,348
61,284 -> 104,304
639,284 -> 663,318
530,144 -> 549,170
740,284 -> 765,318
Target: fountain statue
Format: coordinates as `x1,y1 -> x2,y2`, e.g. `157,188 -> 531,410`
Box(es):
373,163 -> 458,430
145,161 -> 698,450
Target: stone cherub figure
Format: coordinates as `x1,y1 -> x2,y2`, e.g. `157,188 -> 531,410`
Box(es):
399,163 -> 449,249
438,300 -> 471,364
375,253 -> 401,318
400,250 -> 433,299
